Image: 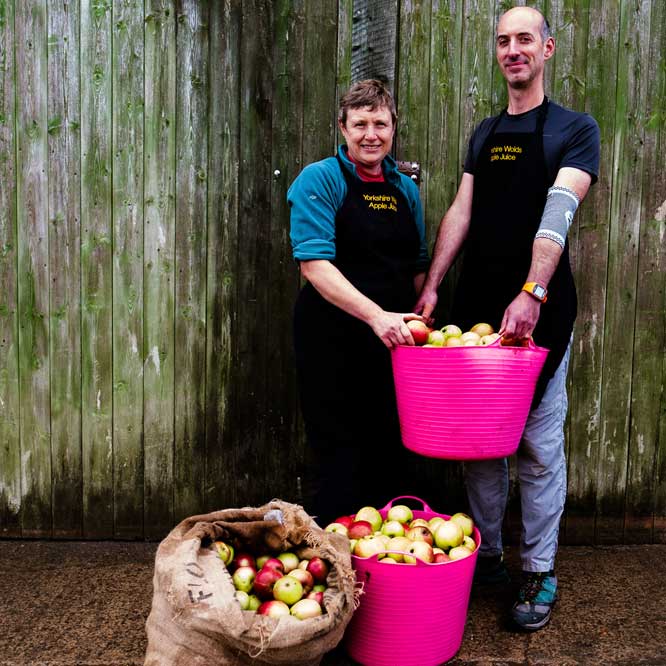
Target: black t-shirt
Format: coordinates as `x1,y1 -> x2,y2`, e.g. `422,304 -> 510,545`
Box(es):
464,100 -> 600,185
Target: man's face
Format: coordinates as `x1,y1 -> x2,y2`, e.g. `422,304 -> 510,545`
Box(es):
496,8 -> 554,90
339,106 -> 395,170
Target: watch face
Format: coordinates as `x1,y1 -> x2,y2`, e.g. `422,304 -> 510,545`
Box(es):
534,285 -> 546,299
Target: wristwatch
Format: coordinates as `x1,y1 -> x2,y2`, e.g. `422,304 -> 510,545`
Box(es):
522,281 -> 548,303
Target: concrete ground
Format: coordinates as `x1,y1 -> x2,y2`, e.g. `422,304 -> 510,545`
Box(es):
0,540 -> 665,666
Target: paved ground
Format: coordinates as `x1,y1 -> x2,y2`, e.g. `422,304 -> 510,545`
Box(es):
0,540 -> 665,665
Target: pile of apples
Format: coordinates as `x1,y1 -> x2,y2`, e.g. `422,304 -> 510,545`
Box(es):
212,540 -> 330,619
325,505 -> 477,564
406,321 -> 500,347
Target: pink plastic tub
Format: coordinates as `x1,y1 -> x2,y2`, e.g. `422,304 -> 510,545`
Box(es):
344,496 -> 481,666
391,338 -> 549,460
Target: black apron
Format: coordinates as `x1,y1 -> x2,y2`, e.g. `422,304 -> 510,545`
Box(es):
293,154 -> 421,524
452,98 -> 576,407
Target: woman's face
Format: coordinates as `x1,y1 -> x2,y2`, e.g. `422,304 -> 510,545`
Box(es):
338,105 -> 395,171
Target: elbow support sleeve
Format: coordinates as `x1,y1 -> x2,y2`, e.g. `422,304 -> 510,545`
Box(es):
535,186 -> 580,248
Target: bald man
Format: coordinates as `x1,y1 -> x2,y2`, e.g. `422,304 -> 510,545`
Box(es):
416,7 -> 600,631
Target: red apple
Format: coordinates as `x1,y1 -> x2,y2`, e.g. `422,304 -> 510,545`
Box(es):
406,319 -> 430,345
306,589 -> 324,605
253,566 -> 283,600
232,552 -> 256,571
261,557 -> 285,573
290,598 -> 322,620
333,515 -> 354,529
433,552 -> 451,563
257,600 -> 290,618
287,568 -> 315,594
348,520 -> 374,539
406,525 -> 434,546
306,557 -> 329,584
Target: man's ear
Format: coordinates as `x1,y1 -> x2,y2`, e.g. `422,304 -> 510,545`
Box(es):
544,36 -> 555,61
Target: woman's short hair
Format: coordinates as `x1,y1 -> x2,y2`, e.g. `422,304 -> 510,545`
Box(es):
338,79 -> 397,126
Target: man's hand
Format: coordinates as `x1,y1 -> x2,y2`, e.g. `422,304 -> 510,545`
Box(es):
413,289 -> 438,325
369,312 -> 425,349
499,291 -> 541,340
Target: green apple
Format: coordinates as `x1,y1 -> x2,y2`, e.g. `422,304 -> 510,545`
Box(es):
272,575 -> 303,606
386,504 -> 414,524
381,519 -> 405,538
450,512 -> 474,537
355,506 -> 383,532
434,520 -> 464,550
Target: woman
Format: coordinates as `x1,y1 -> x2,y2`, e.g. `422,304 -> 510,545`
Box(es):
288,80 -> 429,525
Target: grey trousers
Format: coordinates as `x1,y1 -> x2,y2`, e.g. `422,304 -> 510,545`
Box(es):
464,340 -> 572,573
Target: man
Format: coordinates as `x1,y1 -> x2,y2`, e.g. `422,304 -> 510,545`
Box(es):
415,7 -> 600,631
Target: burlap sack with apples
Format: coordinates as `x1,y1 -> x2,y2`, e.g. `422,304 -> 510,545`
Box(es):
144,500 -> 357,666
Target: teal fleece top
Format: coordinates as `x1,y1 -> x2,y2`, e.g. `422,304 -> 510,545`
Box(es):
288,145 -> 429,273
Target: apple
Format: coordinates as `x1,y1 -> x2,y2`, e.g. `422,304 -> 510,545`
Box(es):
234,590 -> 250,610
253,566 -> 284,600
306,589 -> 324,604
297,559 -> 309,571
404,540 -> 434,564
426,329 -> 446,346
349,538 -> 358,553
277,552 -> 300,573
480,332 -> 501,345
324,522 -> 349,537
434,520 -> 464,550
428,516 -> 446,531
261,558 -> 285,573
448,545 -> 474,561
381,519 -> 405,538
306,557 -> 329,584
232,552 -> 256,571
406,319 -> 430,345
348,520 -> 374,539
211,540 -> 234,566
433,552 -> 451,563
445,336 -> 463,347
408,518 -> 431,529
232,566 -> 256,593
450,512 -> 474,537
471,322 -> 494,337
461,331 -> 481,346
290,598 -> 322,620
441,324 -> 462,339
287,568 -> 314,594
463,535 -> 477,552
386,504 -> 413,524
380,557 -> 399,564
333,515 -> 354,529
406,525 -> 434,546
353,535 -> 388,559
256,554 -> 271,569
385,536 -> 412,562
257,600 -> 290,618
355,506 -> 383,532
272,575 -> 303,606
247,594 -> 261,611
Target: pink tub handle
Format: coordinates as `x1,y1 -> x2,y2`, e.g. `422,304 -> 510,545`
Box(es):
380,496 -> 433,513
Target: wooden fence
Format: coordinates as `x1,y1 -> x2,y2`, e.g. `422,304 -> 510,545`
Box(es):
0,0 -> 664,543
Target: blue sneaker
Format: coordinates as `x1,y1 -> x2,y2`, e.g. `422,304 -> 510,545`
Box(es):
473,553 -> 510,585
511,571 -> 557,631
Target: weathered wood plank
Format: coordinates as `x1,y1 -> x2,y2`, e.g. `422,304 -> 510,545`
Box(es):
626,0 -> 666,544
351,0 -> 399,90
143,0 -> 176,537
173,0 -> 208,523
80,0 -> 113,538
16,0 -> 51,537
0,0 -> 21,536
564,0 -> 618,545
112,0 -> 145,538
234,0 -> 274,506
204,0 -> 240,511
47,0 -> 82,538
649,0 -> 666,546
337,0 -> 354,103
595,0 -> 647,545
267,0 -> 306,506
302,1 -> 339,165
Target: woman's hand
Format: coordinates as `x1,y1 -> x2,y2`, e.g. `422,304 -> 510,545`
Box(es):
369,312 -> 425,349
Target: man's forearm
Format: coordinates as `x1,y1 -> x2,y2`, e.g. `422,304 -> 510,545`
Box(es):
525,238 -> 564,288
